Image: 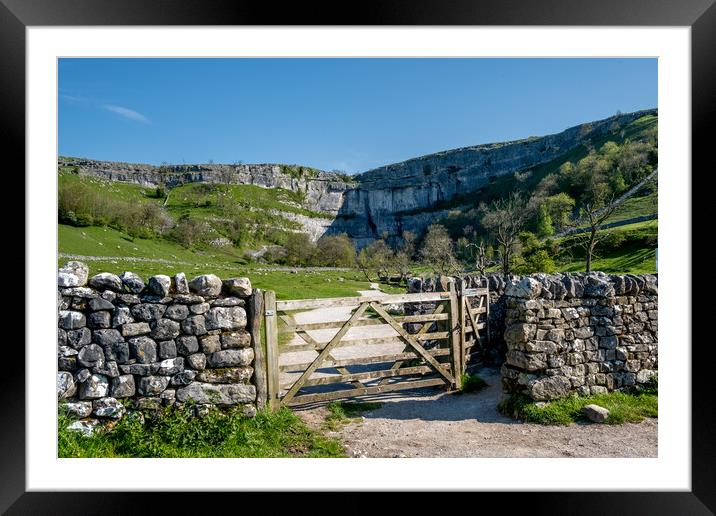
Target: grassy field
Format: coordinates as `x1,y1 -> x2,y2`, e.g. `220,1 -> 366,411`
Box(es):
606,177 -> 657,224
59,405 -> 345,458
58,224 -> 404,299
555,220 -> 658,274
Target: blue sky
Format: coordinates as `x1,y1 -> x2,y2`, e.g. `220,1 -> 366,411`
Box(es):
59,58 -> 657,173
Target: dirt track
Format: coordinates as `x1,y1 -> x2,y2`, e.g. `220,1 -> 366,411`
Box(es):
296,367 -> 658,458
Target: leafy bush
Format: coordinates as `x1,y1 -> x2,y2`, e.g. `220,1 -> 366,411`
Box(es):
58,181 -> 170,238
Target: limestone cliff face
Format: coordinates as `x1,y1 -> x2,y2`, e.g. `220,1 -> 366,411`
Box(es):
58,159 -> 352,215
329,109 -> 656,245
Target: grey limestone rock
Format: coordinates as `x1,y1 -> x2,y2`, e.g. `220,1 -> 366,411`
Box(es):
148,275 -> 171,297
58,310 -> 86,330
57,371 -> 77,399
138,376 -> 170,396
93,397 -> 126,419
129,336 -> 158,364
119,271 -> 145,294
189,274 -> 222,297
131,303 -> 167,322
62,401 -> 93,418
110,375 -> 136,398
181,315 -> 207,336
79,374 -> 109,400
121,322 -> 151,337
67,327 -> 92,348
112,306 -> 134,326
176,382 -> 256,406
59,261 -> 90,286
89,297 -> 115,311
222,277 -> 252,297
150,318 -> 181,340
176,335 -> 199,355
583,404 -> 610,423
89,272 -> 123,292
173,272 -> 189,294
78,344 -> 105,368
221,330 -> 251,349
165,304 -> 189,321
197,366 -> 253,384
206,348 -> 254,368
204,306 -> 247,331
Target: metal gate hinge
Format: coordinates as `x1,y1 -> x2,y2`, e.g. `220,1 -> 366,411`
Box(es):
265,309 -> 275,316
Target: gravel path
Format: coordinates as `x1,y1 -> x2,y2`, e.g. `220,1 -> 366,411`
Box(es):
296,367 -> 658,458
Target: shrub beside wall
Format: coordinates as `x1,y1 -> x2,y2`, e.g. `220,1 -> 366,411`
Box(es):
500,273 -> 658,400
57,261 -> 257,434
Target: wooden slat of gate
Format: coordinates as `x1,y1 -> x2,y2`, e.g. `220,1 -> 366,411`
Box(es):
284,377 -> 447,406
281,302 -> 370,405
276,291 -> 450,311
278,313 -> 449,333
377,301 -> 447,386
369,302 -> 454,385
279,348 -> 451,372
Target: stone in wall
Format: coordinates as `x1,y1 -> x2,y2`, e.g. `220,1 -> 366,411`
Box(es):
58,263 -> 259,432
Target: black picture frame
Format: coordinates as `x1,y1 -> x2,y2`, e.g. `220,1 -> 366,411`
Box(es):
2,0 -> 711,512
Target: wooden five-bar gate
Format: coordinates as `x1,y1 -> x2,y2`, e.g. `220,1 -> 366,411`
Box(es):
260,280 -> 489,408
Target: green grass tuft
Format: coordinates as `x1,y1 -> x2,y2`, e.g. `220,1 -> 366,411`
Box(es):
58,405 -> 346,458
323,401 -> 383,431
460,373 -> 488,393
498,390 -> 658,426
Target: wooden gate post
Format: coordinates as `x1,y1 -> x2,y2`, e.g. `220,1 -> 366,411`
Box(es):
448,279 -> 463,390
248,288 -> 267,410
263,290 -> 280,410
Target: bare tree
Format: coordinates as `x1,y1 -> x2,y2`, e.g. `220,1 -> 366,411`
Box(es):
419,224 -> 460,276
580,199 -> 618,272
481,192 -> 529,278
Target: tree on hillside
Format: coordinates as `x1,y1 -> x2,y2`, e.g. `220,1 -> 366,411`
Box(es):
357,238 -> 394,282
419,224 -> 460,275
315,234 -> 356,267
390,231 -> 417,281
544,192 -> 576,232
282,232 -> 316,266
481,192 -> 529,278
579,197 -> 618,272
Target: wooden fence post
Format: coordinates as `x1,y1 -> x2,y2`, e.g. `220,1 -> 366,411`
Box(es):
263,290 -> 280,410
448,279 -> 463,390
248,289 -> 267,410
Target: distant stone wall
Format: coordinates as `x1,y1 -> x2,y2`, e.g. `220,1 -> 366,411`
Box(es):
57,261 -> 260,433
500,273 -> 658,400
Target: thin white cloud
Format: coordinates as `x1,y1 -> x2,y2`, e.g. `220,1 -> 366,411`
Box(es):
102,104 -> 150,124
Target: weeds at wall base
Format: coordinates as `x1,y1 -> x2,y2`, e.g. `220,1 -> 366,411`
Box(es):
498,388 -> 658,426
58,403 -> 346,458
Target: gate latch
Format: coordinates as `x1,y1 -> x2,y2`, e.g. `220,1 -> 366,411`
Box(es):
265,309 -> 275,316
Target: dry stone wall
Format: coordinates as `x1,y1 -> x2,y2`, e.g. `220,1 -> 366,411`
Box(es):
500,273 -> 658,400
57,261 -> 259,432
